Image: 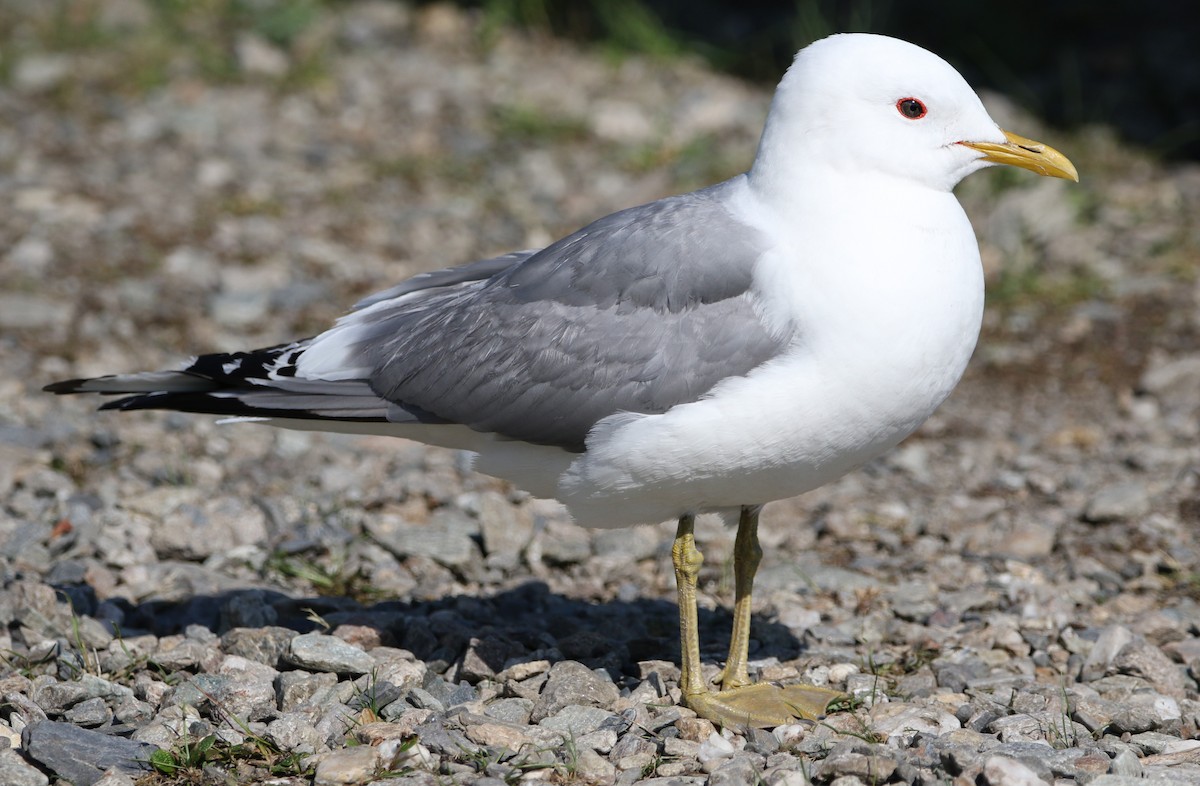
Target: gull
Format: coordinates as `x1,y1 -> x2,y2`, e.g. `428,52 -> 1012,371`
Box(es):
46,33 -> 1077,728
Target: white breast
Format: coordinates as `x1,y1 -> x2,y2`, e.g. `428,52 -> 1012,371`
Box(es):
558,175 -> 984,528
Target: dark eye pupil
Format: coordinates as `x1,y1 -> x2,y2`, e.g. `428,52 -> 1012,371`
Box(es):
900,99 -> 925,119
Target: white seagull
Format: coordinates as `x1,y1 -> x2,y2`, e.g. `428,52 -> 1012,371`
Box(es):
47,33 -> 1077,728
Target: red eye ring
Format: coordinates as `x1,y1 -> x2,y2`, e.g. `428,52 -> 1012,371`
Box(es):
897,97 -> 927,119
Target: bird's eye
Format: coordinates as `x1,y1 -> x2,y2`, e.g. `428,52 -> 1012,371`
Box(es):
897,98 -> 927,119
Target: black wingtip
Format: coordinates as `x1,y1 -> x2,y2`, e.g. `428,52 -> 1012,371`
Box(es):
43,379 -> 90,395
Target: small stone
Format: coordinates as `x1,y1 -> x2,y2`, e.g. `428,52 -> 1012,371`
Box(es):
534,516 -> 591,565
697,731 -> 736,765
1082,625 -> 1135,680
266,713 -> 327,755
827,662 -> 860,684
477,491 -> 535,557
538,704 -> 617,736
483,697 -> 533,724
313,745 -> 380,786
663,736 -> 701,758
221,626 -> 295,666
370,648 -> 427,693
22,721 -> 156,785
500,659 -> 551,681
577,728 -> 618,753
464,721 -> 533,751
365,513 -> 479,569
1112,640 -> 1188,698
0,750 -> 49,786
709,753 -> 762,785
982,755 -> 1046,786
574,748 -> 616,783
677,716 -> 717,742
235,32 -> 290,78
529,661 -> 619,722
1110,748 -> 1143,777
214,655 -> 279,720
12,55 -> 71,94
279,671 -> 339,711
816,750 -> 898,783
90,768 -> 137,786
150,636 -> 214,671
32,681 -> 88,714
870,703 -> 961,746
287,633 -> 375,674
1084,483 -> 1150,523
63,697 -> 112,727
1112,705 -> 1160,735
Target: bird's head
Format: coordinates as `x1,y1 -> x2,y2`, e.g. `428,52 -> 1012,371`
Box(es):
752,33 -> 1077,193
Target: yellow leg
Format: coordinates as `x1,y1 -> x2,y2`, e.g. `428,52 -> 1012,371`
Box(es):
717,505 -> 763,690
672,514 -> 707,699
671,508 -> 845,729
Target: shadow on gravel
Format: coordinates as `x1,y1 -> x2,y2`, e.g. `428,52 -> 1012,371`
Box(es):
56,580 -> 815,680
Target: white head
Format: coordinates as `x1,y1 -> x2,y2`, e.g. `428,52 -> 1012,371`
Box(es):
749,34 -> 1076,194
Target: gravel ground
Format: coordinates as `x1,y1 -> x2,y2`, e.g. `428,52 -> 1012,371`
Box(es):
3,3 -> 1200,785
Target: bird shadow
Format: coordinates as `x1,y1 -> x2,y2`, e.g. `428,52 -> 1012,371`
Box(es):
55,579 -> 817,683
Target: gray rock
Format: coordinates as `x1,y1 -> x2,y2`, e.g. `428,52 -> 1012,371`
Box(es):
533,516 -> 592,565
1112,704 -> 1161,734
483,697 -> 534,724
574,748 -> 616,783
982,755 -> 1048,786
287,632 -> 375,674
592,524 -> 661,561
1084,483 -> 1151,523
365,510 -> 479,569
266,712 -> 327,755
164,673 -> 231,711
1139,354 -> 1200,413
150,636 -> 215,671
369,648 -> 427,693
22,721 -> 156,786
78,675 -> 135,705
63,697 -> 113,727
212,655 -> 279,720
314,702 -> 357,746
710,753 -> 764,786
538,704 -> 617,736
1112,640 -> 1188,698
1110,748 -> 1143,777
477,491 -> 535,558
312,745 -> 380,786
90,770 -> 137,786
114,699 -> 155,725
529,661 -> 620,722
815,748 -> 898,784
410,716 -> 475,756
279,671 -> 340,711
32,681 -> 88,714
1082,625 -> 1135,680
220,626 -> 294,666
11,55 -> 71,94
0,750 -> 48,786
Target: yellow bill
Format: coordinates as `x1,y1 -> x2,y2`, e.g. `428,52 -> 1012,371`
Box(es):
960,129 -> 1078,181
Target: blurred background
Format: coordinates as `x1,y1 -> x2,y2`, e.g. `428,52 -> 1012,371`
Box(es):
2,0 -> 1197,157
465,0 -> 1200,160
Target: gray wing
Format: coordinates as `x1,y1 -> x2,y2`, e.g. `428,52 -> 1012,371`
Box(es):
354,179 -> 790,451
49,180 -> 790,450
